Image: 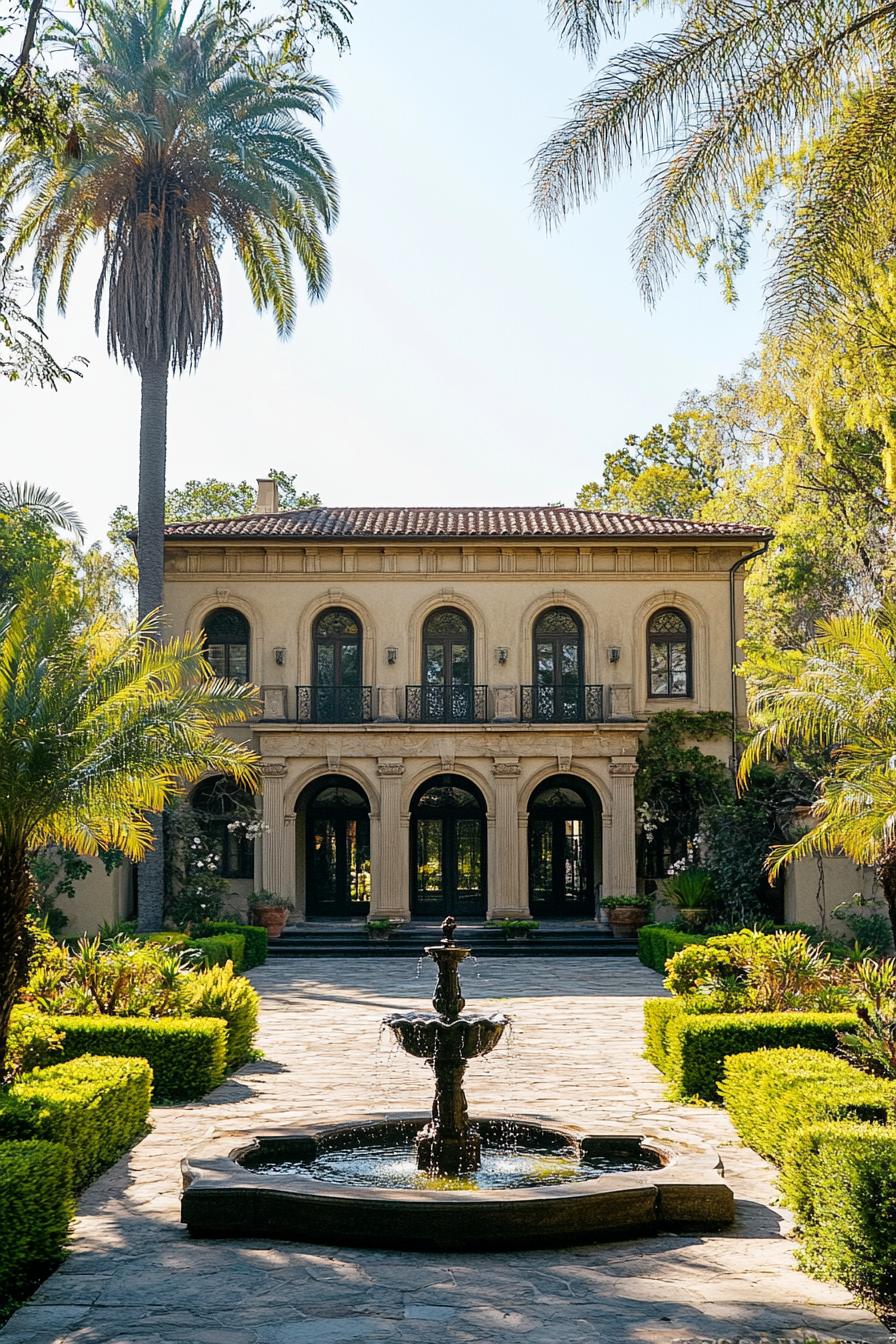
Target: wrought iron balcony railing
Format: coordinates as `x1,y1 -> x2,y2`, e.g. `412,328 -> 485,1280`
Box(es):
295,685 -> 373,724
520,684 -> 605,724
405,684 -> 488,724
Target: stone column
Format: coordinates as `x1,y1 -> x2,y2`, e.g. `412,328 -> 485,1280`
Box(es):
488,758 -> 525,919
374,758 -> 409,921
259,760 -> 287,900
607,757 -> 638,897
281,812 -> 298,914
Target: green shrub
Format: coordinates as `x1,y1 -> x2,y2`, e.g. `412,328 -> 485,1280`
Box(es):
797,1122 -> 896,1307
720,1048 -> 895,1205
637,924 -> 705,973
4,1008 -> 64,1079
196,921 -> 267,969
187,963 -> 259,1069
189,933 -> 245,970
0,1055 -> 152,1187
24,934 -> 194,1017
642,998 -> 683,1072
44,1015 -> 227,1100
664,1010 -> 859,1100
0,1140 -> 74,1305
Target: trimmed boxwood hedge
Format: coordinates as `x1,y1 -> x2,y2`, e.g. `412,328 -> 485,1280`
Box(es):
642,998 -> 683,1073
720,1048 -> 895,1216
658,1008 -> 858,1101
638,924 -> 706,973
196,922 -> 267,969
190,933 -> 245,970
0,1055 -> 152,1188
45,1015 -> 227,1101
797,1121 -> 896,1307
188,966 -> 260,1070
0,1140 -> 74,1306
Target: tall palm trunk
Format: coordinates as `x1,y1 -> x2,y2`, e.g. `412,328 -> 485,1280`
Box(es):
880,847 -> 896,951
0,843 -> 34,1077
136,354 -> 168,932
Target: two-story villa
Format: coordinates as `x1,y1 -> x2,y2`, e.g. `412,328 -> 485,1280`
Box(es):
156,481 -> 772,927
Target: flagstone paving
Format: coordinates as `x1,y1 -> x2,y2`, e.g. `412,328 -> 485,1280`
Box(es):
3,956 -> 893,1344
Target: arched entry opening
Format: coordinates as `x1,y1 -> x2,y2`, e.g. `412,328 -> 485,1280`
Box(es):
527,775 -> 601,918
299,776 -> 371,919
411,775 -> 487,919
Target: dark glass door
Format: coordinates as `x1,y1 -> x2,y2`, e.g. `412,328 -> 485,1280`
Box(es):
422,609 -> 473,722
306,783 -> 370,917
528,781 -> 594,916
533,608 -> 583,721
411,779 -> 486,917
313,609 -> 362,723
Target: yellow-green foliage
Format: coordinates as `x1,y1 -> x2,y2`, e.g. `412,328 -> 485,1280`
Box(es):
46,1015 -> 226,1100
0,1140 -> 74,1305
187,962 -> 259,1069
637,925 -> 705,974
0,1055 -> 151,1187
4,1008 -> 64,1079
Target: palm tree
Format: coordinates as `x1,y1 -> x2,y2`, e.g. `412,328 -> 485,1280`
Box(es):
0,480 -> 84,539
1,0 -> 338,925
739,608 -> 896,946
532,2 -> 896,330
0,552 -> 259,1072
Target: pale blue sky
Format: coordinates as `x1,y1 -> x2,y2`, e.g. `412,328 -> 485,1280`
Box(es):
1,0 -> 769,544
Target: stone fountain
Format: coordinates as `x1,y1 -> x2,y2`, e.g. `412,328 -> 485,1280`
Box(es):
384,916 -> 508,1174
181,920 -> 735,1249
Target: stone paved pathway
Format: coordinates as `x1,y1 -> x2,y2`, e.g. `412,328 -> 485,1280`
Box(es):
3,956 -> 893,1344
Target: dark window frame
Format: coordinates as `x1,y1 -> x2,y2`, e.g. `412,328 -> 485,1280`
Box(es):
313,608 -> 363,688
202,607 -> 250,682
646,607 -> 693,699
531,606 -> 584,688
189,776 -> 255,880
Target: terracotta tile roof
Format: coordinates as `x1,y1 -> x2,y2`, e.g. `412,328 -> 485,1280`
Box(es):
163,506 -> 772,543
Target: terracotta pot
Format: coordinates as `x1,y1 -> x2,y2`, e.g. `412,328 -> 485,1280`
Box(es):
250,905 -> 288,939
606,906 -> 649,939
678,907 -> 708,930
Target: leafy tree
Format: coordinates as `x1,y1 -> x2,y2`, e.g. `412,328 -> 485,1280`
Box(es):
532,3 -> 896,424
107,469 -> 321,599
740,608 -> 896,946
0,552 -> 259,1071
576,412 -> 721,517
1,0 -> 338,927
0,481 -> 84,601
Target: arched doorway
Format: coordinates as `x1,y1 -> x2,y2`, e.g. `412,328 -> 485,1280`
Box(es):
301,776 -> 371,918
411,775 -> 487,918
527,776 -> 601,917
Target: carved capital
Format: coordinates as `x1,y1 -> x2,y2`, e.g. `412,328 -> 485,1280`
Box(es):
377,758 -> 405,777
492,758 -> 521,778
283,813 -> 297,829
260,761 -> 288,779
609,759 -> 638,778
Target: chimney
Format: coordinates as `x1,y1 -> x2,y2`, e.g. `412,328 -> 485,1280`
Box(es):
253,477 -> 280,514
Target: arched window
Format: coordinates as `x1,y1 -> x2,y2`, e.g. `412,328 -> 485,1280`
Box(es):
531,607 -> 584,721
647,608 -> 692,698
312,608 -> 363,722
190,776 -> 255,879
203,607 -> 249,681
420,608 -> 474,722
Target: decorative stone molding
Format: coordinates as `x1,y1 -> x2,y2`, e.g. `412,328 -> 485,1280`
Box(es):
440,748 -> 455,772
492,685 -> 517,722
376,758 -> 405,777
260,761 -> 288,779
607,685 -> 634,720
609,759 -> 638,777
556,747 -> 572,773
492,758 -> 521,778
326,746 -> 342,772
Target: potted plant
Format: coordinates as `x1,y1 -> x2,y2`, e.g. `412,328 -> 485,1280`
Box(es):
366,918 -> 396,943
248,890 -> 290,939
663,869 -> 715,930
495,918 -> 539,942
602,894 -> 653,939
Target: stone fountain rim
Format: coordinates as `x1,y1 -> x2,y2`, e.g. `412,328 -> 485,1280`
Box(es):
181,1111 -> 729,1208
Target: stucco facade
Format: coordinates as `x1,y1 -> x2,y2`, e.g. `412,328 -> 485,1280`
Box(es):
152,490 -> 771,926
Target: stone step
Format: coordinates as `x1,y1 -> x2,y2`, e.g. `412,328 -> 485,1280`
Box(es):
266,930 -> 639,958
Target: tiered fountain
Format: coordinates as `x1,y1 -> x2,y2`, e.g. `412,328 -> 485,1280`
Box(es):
181,918 -> 734,1248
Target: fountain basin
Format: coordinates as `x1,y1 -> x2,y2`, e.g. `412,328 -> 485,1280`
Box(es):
181,1114 -> 734,1249
384,1010 -> 509,1059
